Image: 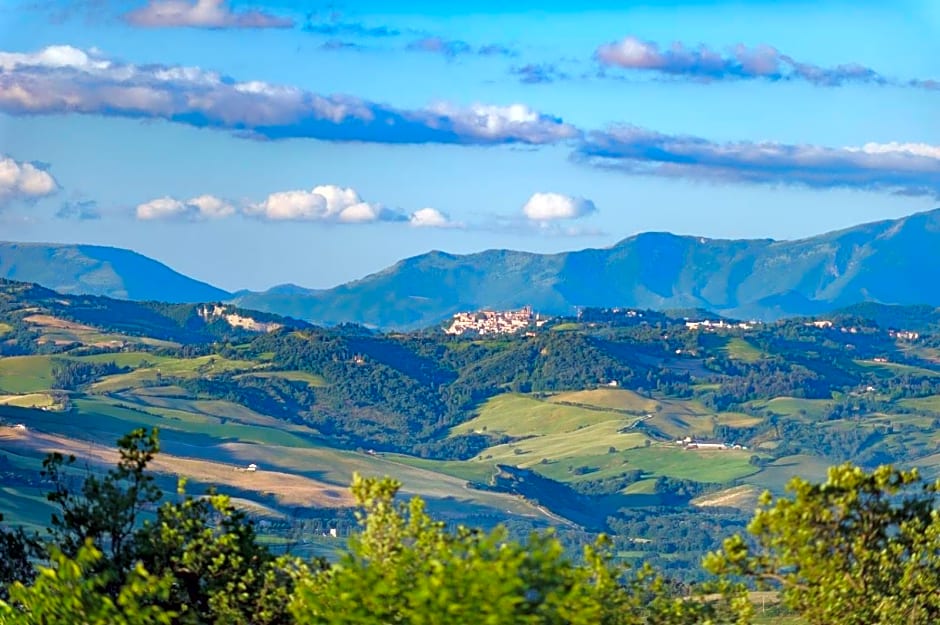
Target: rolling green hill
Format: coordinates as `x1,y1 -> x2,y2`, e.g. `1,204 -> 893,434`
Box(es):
6,278 -> 940,578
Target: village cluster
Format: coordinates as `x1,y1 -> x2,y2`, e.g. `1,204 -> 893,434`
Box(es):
444,306 -> 548,336
674,436 -> 747,451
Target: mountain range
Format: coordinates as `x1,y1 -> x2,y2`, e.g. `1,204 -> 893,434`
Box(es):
4,209 -> 940,328
0,242 -> 230,303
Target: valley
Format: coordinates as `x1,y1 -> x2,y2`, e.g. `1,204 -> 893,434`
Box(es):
4,277 -> 940,577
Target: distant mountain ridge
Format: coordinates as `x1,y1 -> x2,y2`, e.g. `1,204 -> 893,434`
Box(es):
232,208 -> 940,329
0,242 -> 230,303
5,209 -> 940,329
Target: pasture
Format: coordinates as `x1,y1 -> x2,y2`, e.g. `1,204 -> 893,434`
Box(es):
722,337 -> 766,362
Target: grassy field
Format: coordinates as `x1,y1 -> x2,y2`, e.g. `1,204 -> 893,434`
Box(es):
23,315 -> 178,349
235,370 -> 327,387
692,484 -> 761,510
547,388 -> 659,413
723,337 -> 766,362
855,359 -> 940,379
68,397 -> 320,449
749,454 -> 831,492
0,426 -> 351,509
0,393 -> 56,409
454,394 -> 635,437
0,394 -> 557,528
748,397 -> 834,421
0,356 -> 55,393
613,445 -> 759,483
900,394 -> 940,414
0,322 -> 11,337
449,393 -> 766,485
90,355 -> 260,392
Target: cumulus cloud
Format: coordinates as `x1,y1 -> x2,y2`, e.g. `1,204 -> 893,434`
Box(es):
409,207 -> 458,228
574,126 -> 940,198
133,185 -> 463,228
406,37 -> 516,58
0,45 -> 577,146
136,194 -> 234,220
123,0 -> 293,29
522,192 -> 597,221
594,36 -> 910,87
245,185 -> 402,223
0,155 -> 58,205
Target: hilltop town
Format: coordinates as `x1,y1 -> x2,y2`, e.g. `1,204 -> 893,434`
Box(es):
444,306 -> 548,336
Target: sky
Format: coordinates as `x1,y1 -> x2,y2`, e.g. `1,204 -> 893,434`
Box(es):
0,0 -> 937,291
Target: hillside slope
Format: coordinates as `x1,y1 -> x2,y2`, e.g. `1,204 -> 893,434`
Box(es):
0,242 -> 230,303
233,208 -> 940,329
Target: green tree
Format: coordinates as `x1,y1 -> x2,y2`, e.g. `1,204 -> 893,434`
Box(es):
41,428 -> 162,578
290,474 -> 723,625
138,481 -> 298,625
0,516 -> 40,601
705,463 -> 940,625
2,428 -> 295,625
0,540 -> 175,625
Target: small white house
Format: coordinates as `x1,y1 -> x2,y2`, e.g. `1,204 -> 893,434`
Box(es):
329,528 -> 338,538
12,424 -> 27,431
246,463 -> 258,472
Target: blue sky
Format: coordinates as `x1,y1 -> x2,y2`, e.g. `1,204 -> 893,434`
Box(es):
0,0 -> 937,291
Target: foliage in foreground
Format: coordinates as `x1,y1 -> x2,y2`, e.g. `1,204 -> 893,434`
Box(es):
3,428 -> 940,624
705,464 -> 940,625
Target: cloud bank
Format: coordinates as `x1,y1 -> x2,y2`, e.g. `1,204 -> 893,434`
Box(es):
575,126 -> 940,198
594,36 -> 920,88
0,45 -> 578,146
522,192 -> 597,221
0,155 -> 58,205
124,0 -> 293,29
138,185 -> 458,227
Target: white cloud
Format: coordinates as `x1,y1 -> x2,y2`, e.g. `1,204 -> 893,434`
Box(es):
0,45 -> 577,146
0,45 -> 109,72
522,192 -> 597,221
136,194 -> 234,220
123,0 -> 293,29
246,185 -> 396,223
852,142 -> 940,160
0,156 -> 58,205
409,207 -> 457,228
188,194 -> 235,218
